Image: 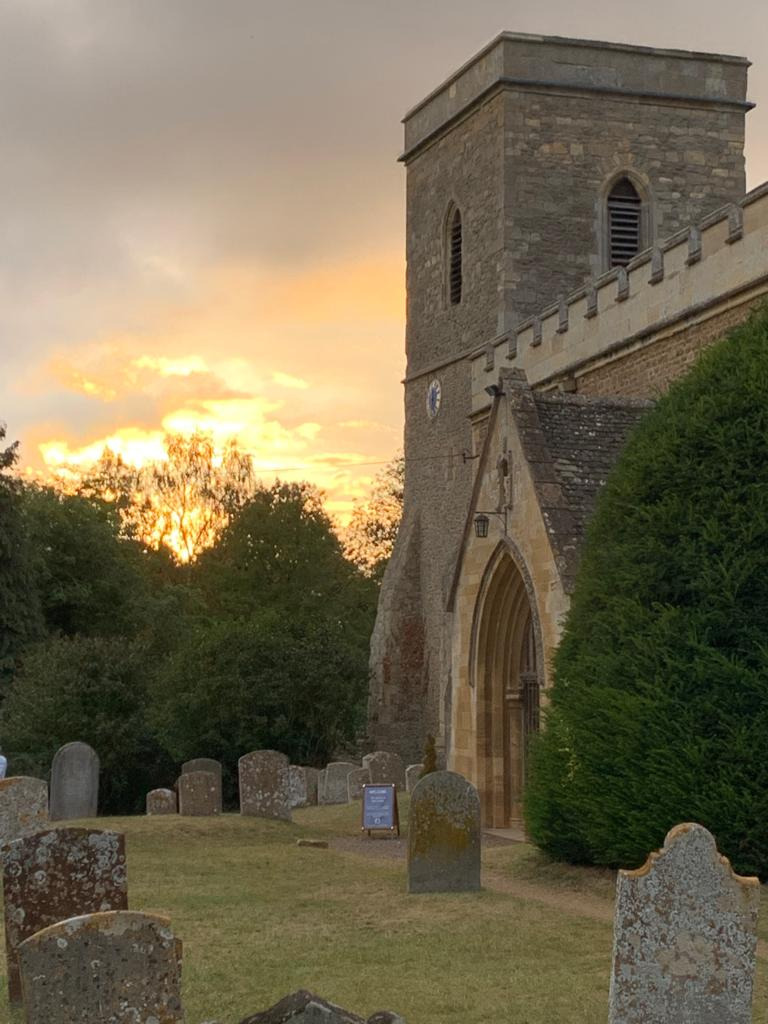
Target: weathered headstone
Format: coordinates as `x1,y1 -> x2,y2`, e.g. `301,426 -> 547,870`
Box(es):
239,750 -> 291,820
182,757 -> 223,809
407,770 -> 481,893
50,741 -> 99,821
363,751 -> 406,790
289,766 -> 319,808
2,827 -> 127,1004
238,989 -> 405,1024
608,822 -> 759,1024
321,762 -> 357,804
18,910 -> 183,1024
347,767 -> 371,801
178,770 -> 221,816
146,788 -> 178,815
405,764 -> 424,793
0,776 -> 48,848
317,769 -> 327,803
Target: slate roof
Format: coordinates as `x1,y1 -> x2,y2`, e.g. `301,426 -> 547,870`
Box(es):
532,391 -> 651,546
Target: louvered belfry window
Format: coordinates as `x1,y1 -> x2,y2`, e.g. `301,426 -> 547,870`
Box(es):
607,178 -> 642,267
449,208 -> 462,305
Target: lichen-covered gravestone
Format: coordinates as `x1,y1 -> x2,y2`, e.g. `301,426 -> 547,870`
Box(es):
347,767 -> 371,801
238,989 -> 406,1024
18,910 -> 183,1024
405,764 -> 424,793
182,757 -> 223,809
407,770 -> 481,893
609,822 -> 759,1024
321,762 -> 357,804
2,827 -> 127,1004
178,770 -> 221,816
146,787 -> 178,815
0,777 -> 48,848
239,750 -> 291,820
289,766 -> 319,808
49,742 -> 99,821
363,751 -> 406,791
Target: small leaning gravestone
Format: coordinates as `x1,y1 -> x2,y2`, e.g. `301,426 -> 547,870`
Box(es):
146,788 -> 177,814
321,762 -> 357,804
407,770 -> 481,893
50,741 -> 99,821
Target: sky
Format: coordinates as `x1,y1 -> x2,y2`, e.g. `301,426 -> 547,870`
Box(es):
1,0 -> 767,523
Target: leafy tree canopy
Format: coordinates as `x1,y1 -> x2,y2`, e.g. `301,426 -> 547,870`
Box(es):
525,306 -> 768,878
344,455 -> 403,580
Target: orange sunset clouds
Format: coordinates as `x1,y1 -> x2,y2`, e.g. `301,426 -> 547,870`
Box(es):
2,1 -> 767,526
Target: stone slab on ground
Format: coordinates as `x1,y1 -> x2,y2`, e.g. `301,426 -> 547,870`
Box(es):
238,989 -> 405,1024
362,751 -> 406,790
296,839 -> 329,849
2,827 -> 127,1004
347,767 -> 371,801
608,822 -> 759,1024
50,741 -> 99,821
407,770 -> 481,894
146,788 -> 178,814
321,762 -> 357,805
18,910 -> 183,1024
239,750 -> 291,820
178,770 -> 221,816
0,776 -> 48,849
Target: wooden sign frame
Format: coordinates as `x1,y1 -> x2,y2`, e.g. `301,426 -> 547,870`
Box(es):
361,783 -> 400,837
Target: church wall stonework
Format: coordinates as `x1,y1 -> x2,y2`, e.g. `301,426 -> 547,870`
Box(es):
369,31 -> 753,769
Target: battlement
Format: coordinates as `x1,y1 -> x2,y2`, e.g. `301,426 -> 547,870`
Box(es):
402,31 -> 752,161
471,180 -> 768,413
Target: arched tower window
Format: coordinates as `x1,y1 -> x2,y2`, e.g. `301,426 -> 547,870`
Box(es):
607,177 -> 642,267
448,207 -> 462,305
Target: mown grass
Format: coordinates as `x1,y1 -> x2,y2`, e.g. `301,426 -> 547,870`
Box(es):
2,800 -> 768,1024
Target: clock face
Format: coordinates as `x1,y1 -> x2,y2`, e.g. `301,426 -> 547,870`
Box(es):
426,378 -> 442,419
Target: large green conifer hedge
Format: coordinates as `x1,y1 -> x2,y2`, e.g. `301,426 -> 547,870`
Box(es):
524,306 -> 768,877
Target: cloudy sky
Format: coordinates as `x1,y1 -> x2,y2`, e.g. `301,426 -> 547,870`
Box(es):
2,0 -> 766,521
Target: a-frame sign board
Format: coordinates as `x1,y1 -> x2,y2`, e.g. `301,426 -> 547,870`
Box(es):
361,783 -> 400,838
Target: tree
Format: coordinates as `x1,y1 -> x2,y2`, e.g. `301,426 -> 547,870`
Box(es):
524,306 -> 768,877
344,455 -> 404,579
78,433 -> 257,562
1,635 -> 173,813
0,426 -> 43,690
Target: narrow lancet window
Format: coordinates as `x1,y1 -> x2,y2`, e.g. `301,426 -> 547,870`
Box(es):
449,208 -> 462,305
607,178 -> 642,267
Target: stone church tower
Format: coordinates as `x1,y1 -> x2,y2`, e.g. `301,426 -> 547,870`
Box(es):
368,32 -> 751,771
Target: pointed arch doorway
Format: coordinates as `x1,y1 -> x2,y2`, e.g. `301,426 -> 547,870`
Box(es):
473,545 -> 542,828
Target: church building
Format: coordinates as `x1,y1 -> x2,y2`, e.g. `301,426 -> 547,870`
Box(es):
368,32 -> 768,826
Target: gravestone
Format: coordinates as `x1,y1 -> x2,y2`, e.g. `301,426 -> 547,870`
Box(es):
178,770 -> 220,816
363,751 -> 406,790
18,910 -> 183,1024
317,769 -> 327,803
407,770 -> 481,893
146,788 -> 178,815
321,762 -> 357,804
239,750 -> 291,820
0,777 -> 48,848
289,766 -> 319,808
347,767 -> 371,801
50,741 -> 99,821
2,827 -> 127,1004
609,822 -> 759,1024
182,757 -> 223,809
405,764 -> 424,793
239,989 -> 406,1024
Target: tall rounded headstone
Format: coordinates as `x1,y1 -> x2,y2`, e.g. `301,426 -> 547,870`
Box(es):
239,750 -> 291,820
50,742 -> 99,821
407,770 -> 481,893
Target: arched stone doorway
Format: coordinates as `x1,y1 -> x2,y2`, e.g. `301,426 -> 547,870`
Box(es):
473,545 -> 542,827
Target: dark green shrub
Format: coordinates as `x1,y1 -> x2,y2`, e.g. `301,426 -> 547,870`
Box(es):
525,305 -> 768,878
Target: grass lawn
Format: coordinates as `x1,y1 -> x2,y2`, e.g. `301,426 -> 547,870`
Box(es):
2,797 -> 768,1024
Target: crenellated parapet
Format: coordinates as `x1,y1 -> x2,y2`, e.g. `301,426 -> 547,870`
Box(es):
472,180 -> 768,412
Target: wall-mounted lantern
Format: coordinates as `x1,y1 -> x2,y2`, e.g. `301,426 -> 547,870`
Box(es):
473,509 -> 507,538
